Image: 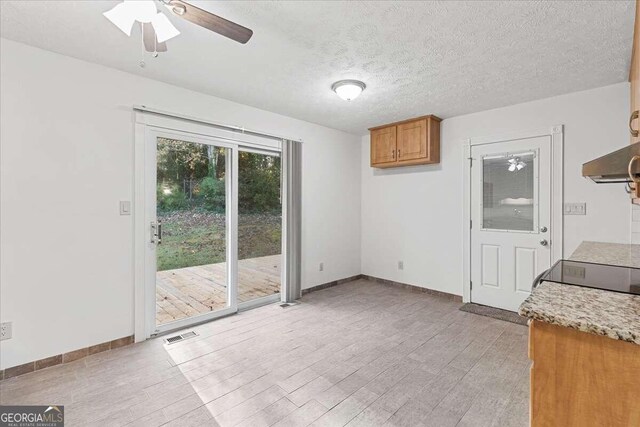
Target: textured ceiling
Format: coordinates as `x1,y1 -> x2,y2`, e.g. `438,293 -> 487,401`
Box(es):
0,1 -> 635,134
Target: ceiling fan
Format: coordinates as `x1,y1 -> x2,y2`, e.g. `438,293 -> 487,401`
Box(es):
104,0 -> 253,56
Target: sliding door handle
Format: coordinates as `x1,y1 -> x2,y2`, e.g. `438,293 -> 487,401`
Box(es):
151,220 -> 162,244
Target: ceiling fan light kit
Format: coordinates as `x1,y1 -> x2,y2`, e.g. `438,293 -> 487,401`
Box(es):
103,0 -> 253,62
103,0 -> 179,41
150,12 -> 180,43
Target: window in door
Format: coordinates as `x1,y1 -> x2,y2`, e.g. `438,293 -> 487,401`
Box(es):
482,152 -> 536,232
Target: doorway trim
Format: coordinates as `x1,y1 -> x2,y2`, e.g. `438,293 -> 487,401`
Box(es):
462,125 -> 564,304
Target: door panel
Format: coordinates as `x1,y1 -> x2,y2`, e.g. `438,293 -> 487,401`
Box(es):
631,0 -> 640,145
237,150 -> 282,306
153,136 -> 229,328
515,247 -> 537,293
397,119 -> 427,161
371,126 -> 397,165
481,245 -> 500,287
471,136 -> 552,312
145,130 -> 238,335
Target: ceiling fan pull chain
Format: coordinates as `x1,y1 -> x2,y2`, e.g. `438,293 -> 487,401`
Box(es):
153,32 -> 159,58
139,22 -> 146,68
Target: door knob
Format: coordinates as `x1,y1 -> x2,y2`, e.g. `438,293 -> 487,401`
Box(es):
540,239 -> 548,246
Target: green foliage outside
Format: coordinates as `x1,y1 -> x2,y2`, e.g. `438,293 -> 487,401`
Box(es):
156,138 -> 281,214
155,138 -> 282,271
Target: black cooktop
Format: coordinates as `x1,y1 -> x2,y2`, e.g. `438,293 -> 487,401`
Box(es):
542,260 -> 640,295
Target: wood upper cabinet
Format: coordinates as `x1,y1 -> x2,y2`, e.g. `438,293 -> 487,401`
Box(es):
369,115 -> 441,168
631,0 -> 640,145
370,126 -> 397,165
631,0 -> 640,202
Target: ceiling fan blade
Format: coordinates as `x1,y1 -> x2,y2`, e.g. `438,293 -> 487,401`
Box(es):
167,0 -> 253,44
143,24 -> 168,52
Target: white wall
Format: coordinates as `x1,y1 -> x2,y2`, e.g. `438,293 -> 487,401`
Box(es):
0,39 -> 361,369
361,83 -> 631,296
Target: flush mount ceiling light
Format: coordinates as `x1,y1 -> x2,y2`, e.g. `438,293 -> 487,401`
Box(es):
507,157 -> 527,172
331,80 -> 366,101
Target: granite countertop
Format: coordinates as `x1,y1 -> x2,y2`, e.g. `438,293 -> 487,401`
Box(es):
570,241 -> 640,269
519,241 -> 640,345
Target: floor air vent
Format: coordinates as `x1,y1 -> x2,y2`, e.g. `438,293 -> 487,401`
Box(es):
165,331 -> 198,344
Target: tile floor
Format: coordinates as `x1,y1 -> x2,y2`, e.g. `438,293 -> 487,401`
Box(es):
0,279 -> 530,426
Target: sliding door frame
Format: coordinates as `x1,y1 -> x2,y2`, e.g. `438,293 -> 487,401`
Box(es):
134,112 -> 284,341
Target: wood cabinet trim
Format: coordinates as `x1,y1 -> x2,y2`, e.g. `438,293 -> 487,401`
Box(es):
368,114 -> 442,131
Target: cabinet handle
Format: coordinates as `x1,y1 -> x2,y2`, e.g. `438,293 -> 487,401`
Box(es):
630,111 -> 639,137
398,149 -> 401,157
392,149 -> 395,158
628,156 -> 640,199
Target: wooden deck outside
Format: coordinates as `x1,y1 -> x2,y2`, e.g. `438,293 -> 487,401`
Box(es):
156,254 -> 281,325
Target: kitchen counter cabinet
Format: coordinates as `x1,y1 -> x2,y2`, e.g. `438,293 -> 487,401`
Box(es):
520,241 -> 640,426
528,320 -> 640,427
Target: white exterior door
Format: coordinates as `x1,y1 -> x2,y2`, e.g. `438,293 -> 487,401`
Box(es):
470,136 -> 552,312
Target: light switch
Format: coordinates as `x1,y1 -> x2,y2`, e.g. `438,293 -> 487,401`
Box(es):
564,202 -> 586,215
120,201 -> 131,216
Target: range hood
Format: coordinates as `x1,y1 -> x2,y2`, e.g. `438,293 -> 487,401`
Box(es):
582,142 -> 640,183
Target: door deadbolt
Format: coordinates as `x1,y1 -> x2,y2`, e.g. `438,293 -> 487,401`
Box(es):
540,226 -> 548,233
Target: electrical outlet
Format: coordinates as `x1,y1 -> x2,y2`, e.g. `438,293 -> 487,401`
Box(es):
0,322 -> 12,341
319,262 -> 324,272
398,261 -> 404,270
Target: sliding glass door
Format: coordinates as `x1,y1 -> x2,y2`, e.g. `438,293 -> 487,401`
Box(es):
145,130 -> 282,334
150,135 -> 233,331
237,150 -> 282,308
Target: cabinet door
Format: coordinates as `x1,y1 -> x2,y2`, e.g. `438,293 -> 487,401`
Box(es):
397,119 -> 427,161
370,126 -> 397,166
631,0 -> 640,203
632,0 -> 640,144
